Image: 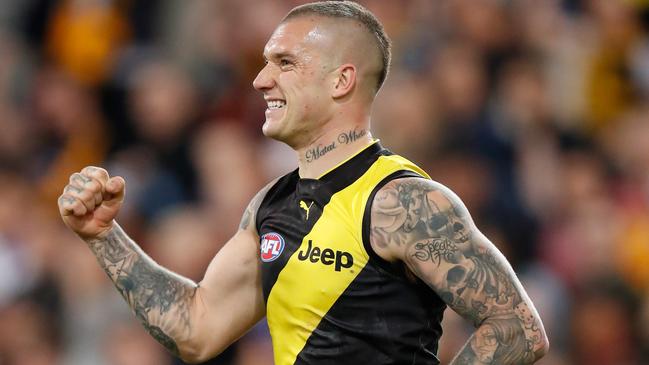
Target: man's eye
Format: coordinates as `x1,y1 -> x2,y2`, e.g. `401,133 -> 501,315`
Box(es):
280,59 -> 292,67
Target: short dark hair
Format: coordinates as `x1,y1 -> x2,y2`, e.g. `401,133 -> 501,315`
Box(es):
283,1 -> 392,92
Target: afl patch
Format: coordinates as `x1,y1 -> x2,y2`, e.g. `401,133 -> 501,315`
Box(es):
260,232 -> 285,262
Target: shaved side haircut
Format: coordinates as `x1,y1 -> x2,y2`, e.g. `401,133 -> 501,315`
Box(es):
283,1 -> 392,92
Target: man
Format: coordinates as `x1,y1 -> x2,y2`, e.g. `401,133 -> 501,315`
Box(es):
58,1 -> 548,364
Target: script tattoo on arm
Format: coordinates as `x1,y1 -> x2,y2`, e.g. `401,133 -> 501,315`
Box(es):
370,178 -> 548,364
86,225 -> 198,356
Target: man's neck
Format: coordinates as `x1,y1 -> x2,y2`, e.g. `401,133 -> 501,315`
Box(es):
296,125 -> 374,179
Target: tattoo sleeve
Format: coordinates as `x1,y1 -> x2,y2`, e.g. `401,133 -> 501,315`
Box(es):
370,178 -> 548,364
85,224 -> 198,357
83,181 -> 274,359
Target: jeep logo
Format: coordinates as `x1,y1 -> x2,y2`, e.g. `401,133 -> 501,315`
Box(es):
297,240 -> 354,272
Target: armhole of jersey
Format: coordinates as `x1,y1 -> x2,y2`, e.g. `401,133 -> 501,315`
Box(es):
361,170 -> 427,276
254,175 -> 289,235
254,196 -> 265,236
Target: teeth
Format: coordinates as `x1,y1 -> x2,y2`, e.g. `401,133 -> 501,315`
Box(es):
267,100 -> 286,109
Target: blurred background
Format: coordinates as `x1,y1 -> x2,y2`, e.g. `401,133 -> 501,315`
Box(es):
0,0 -> 648,364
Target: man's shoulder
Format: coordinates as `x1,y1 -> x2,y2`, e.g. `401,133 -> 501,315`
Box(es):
254,174 -> 289,208
239,175 -> 287,232
369,175 -> 468,235
372,176 -> 462,214
369,147 -> 431,181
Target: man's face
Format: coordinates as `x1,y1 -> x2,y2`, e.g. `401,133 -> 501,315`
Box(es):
253,18 -> 335,147
471,323 -> 499,364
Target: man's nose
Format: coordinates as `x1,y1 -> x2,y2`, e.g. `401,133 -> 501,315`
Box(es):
253,63 -> 275,91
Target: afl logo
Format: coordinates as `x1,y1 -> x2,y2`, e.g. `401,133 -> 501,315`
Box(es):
260,232 -> 285,262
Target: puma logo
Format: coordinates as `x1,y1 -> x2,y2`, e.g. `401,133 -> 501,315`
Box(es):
299,200 -> 314,220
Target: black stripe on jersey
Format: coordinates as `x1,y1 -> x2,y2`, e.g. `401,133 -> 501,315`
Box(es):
255,170 -> 303,303
256,142 -> 387,302
294,254 -> 445,365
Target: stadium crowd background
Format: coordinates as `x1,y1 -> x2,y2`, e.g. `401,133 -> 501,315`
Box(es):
0,0 -> 648,364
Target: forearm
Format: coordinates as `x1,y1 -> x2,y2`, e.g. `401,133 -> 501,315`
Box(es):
450,314 -> 545,365
85,223 -> 199,357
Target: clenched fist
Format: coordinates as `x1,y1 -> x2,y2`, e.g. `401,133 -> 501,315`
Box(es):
58,166 -> 125,239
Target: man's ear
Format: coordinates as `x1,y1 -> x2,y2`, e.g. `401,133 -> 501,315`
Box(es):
332,64 -> 356,99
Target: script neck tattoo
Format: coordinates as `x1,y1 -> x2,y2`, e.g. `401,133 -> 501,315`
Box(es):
304,128 -> 367,163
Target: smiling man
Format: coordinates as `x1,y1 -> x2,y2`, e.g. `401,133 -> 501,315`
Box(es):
57,1 -> 548,364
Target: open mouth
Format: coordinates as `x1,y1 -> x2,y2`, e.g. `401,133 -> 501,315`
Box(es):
267,100 -> 286,110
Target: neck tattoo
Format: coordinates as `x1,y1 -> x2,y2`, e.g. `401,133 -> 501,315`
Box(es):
337,127 -> 367,145
304,128 -> 367,163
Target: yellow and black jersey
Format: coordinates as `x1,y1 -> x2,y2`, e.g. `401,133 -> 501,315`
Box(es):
255,141 -> 446,365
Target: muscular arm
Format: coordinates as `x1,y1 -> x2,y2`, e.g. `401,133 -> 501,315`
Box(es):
86,225 -> 197,356
370,178 -> 549,364
69,175 -> 274,363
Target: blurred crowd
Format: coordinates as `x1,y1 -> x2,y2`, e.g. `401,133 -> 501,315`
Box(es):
0,0 -> 648,364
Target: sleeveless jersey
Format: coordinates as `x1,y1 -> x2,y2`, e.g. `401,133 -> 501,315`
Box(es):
255,141 -> 447,365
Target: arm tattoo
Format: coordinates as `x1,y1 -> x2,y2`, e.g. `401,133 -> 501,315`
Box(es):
371,178 -> 547,364
239,191 -> 259,231
239,178 -> 279,231
239,206 -> 252,230
86,225 -> 198,356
